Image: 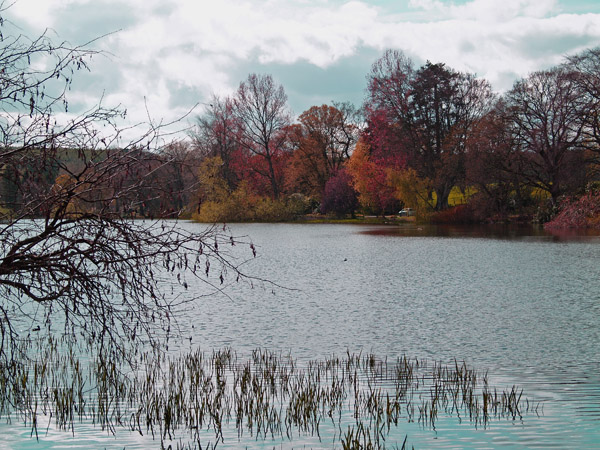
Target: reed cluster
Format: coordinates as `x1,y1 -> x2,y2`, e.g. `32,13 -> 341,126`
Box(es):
0,337 -> 540,449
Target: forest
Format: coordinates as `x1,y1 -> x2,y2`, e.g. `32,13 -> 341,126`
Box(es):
2,47 -> 600,229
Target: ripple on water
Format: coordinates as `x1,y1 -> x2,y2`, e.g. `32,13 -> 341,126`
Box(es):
4,222 -> 599,449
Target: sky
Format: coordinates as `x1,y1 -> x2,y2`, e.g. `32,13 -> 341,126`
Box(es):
4,0 -> 600,140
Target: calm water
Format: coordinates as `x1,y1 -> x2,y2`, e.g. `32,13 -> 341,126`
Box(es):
186,223 -> 599,367
3,223 -> 599,449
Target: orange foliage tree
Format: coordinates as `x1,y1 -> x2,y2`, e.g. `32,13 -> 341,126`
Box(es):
285,103 -> 359,200
347,139 -> 400,215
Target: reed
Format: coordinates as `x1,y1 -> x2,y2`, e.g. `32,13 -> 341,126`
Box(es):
0,336 -> 541,449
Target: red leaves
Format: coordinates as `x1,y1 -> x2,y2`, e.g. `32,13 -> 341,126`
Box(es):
545,191 -> 600,229
347,139 -> 400,215
320,169 -> 357,217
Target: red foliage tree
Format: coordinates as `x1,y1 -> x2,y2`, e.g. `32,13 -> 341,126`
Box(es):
365,50 -> 494,210
232,149 -> 291,198
320,169 -> 358,217
347,139 -> 400,215
362,108 -> 408,171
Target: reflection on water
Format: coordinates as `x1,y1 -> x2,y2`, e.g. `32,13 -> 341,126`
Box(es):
361,222 -> 600,242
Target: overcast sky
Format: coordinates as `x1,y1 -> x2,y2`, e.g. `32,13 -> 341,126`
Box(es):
5,0 -> 600,138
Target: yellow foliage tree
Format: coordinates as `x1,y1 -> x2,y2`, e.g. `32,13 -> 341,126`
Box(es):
387,168 -> 432,218
197,156 -> 230,204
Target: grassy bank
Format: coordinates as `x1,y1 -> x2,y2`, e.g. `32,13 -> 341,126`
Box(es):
295,214 -> 418,225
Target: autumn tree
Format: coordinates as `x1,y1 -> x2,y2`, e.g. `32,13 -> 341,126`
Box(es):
233,74 -> 291,198
347,138 -> 400,214
196,156 -> 230,204
320,169 -> 358,217
366,50 -> 494,210
286,103 -> 359,199
191,96 -> 241,190
387,167 -> 431,217
0,7 -> 251,364
565,47 -> 600,175
464,100 -> 533,218
347,112 -> 407,215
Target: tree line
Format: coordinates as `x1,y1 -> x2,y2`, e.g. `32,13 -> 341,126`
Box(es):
3,47 -> 599,225
187,47 -> 600,224
354,48 -> 600,223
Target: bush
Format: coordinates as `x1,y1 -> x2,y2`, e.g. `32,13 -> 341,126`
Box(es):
253,197 -> 293,221
286,193 -> 313,216
430,204 -> 477,224
193,185 -> 310,223
544,191 -> 600,229
193,181 -> 254,222
320,170 -> 357,217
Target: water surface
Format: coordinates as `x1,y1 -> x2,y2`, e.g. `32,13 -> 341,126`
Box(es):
180,223 -> 600,449
3,223 -> 599,449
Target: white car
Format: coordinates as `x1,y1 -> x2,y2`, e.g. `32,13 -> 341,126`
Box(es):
398,208 -> 415,216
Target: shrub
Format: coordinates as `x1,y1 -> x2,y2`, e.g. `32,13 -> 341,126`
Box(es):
430,204 -> 477,224
286,193 -> 312,216
251,197 -> 287,221
544,191 -> 600,229
320,170 -> 358,217
192,187 -> 304,223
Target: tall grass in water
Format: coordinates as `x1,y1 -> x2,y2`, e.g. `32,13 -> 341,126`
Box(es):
0,338 -> 541,449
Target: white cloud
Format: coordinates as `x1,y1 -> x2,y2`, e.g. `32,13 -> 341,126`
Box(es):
7,0 -> 75,28
409,0 -> 559,21
4,0 -> 600,138
449,0 -> 558,21
113,0 -> 378,68
365,2 -> 600,89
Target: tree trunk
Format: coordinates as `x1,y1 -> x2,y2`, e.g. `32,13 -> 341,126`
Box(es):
266,153 -> 280,199
435,185 -> 451,210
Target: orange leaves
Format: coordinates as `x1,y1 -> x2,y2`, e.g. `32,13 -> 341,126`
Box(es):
347,139 -> 399,215
285,104 -> 358,200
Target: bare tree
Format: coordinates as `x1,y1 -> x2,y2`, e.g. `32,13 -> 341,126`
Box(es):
0,6 -> 252,364
191,95 -> 241,190
504,67 -> 588,204
233,74 -> 291,198
565,47 -> 600,174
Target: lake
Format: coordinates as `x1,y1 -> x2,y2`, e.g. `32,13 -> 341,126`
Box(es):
2,222 -> 599,449
184,223 -> 600,449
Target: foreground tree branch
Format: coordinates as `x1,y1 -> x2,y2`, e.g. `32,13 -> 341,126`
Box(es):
0,4 -> 253,363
